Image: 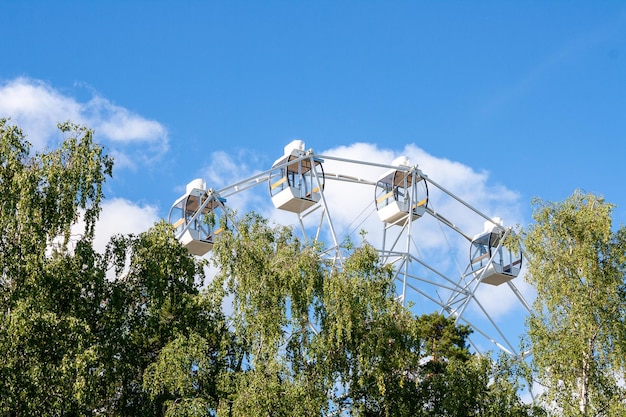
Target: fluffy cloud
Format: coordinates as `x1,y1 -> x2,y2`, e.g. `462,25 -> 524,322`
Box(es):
0,78 -> 82,148
0,77 -> 168,168
92,198 -> 160,253
88,199 -> 160,281
57,198 -> 159,283
63,198 -> 159,256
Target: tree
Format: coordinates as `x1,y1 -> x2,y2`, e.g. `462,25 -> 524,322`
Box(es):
209,212 -> 328,416
0,119 -> 113,415
0,120 -> 221,416
97,221 -> 224,415
316,242 -> 424,416
523,191 -> 626,416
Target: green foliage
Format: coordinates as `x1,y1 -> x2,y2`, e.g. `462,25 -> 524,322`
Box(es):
95,221 -> 223,415
524,191 -> 626,415
0,120 -> 114,415
0,119 -> 538,416
143,332 -> 222,415
0,120 -> 219,416
209,213 -> 328,415
205,212 -> 539,416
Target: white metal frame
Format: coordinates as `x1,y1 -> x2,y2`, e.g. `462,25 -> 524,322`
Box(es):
171,146 -> 532,358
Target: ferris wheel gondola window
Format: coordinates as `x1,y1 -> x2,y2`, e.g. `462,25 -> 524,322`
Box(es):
168,179 -> 227,256
375,157 -> 428,225
469,221 -> 522,286
269,140 -> 325,214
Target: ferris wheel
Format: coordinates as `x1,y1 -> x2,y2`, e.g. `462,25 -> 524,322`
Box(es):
168,140 -> 532,357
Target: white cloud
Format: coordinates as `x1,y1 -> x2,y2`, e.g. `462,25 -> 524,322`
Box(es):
203,150 -> 245,189
86,96 -> 166,143
0,78 -> 82,148
65,198 -> 159,255
92,198 -> 160,253
58,198 -> 159,282
0,77 -> 168,168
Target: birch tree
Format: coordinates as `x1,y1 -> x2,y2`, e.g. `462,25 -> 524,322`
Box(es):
524,191 -> 626,416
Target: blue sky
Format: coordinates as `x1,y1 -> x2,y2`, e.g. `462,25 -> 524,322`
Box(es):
3,1 -> 625,215
2,1 -> 625,359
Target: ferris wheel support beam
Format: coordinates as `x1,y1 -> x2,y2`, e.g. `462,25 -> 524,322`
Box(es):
406,253 -> 471,295
460,292 -> 519,355
446,304 -> 517,356
324,172 -> 377,186
402,270 -> 471,296
380,218 -> 408,263
216,170 -> 271,198
424,176 -> 504,232
506,280 -> 533,314
401,169 -> 423,304
316,153 -> 415,173
399,277 -> 521,356
448,273 -> 484,324
402,279 -> 460,314
424,207 -> 474,242
310,160 -> 343,264
380,248 -> 473,298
